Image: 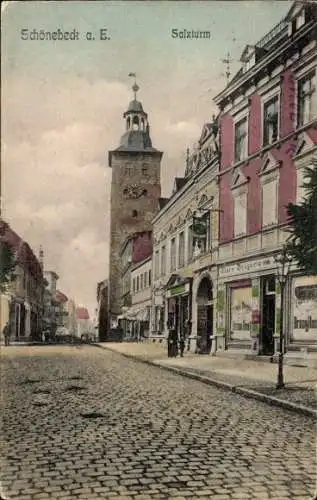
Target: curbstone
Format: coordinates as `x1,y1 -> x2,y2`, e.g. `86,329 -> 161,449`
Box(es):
95,343 -> 317,419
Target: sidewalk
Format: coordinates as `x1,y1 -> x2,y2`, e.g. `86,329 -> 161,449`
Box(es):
96,341 -> 317,418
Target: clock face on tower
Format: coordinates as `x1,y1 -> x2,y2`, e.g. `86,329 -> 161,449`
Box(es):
123,184 -> 147,199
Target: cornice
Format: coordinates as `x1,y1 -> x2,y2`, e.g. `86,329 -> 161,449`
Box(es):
214,21 -> 316,106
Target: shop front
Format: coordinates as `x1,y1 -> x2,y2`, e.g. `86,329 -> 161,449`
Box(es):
217,255 -> 282,355
165,275 -> 192,351
286,274 -> 317,362
217,254 -> 317,363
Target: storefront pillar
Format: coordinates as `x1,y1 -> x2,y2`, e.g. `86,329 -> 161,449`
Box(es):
274,278 -> 282,354
216,286 -> 226,351
250,278 -> 261,353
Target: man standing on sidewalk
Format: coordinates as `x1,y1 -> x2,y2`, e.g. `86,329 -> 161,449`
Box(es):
3,322 -> 11,346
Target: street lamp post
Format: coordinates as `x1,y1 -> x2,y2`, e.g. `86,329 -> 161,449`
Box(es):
274,246 -> 292,389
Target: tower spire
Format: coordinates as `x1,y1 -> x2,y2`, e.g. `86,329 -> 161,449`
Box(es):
128,72 -> 139,100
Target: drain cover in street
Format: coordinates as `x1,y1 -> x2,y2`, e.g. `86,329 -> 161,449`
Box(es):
33,388 -> 51,394
65,385 -> 86,392
81,411 -> 105,419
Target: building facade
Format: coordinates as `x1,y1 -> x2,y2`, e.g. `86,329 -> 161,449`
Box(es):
107,83 -> 163,326
151,119 -> 220,353
123,256 -> 152,340
43,270 -> 59,337
213,1 -> 317,364
0,221 -> 44,342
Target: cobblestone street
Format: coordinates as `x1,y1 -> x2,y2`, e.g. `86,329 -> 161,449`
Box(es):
0,345 -> 315,500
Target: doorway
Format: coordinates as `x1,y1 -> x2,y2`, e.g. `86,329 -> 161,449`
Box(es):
196,276 -> 213,354
261,276 -> 276,355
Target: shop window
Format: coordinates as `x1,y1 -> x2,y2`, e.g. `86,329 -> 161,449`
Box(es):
178,232 -> 185,268
161,245 -> 166,276
263,96 -> 279,146
234,117 -> 248,162
170,238 -> 176,271
298,71 -> 316,127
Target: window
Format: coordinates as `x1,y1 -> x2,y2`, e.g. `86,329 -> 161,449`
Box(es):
170,238 -> 176,271
192,214 -> 210,257
262,179 -> 278,226
132,278 -> 136,293
144,272 -> 147,288
234,117 -> 248,162
298,72 -> 316,127
263,96 -> 279,146
132,210 -> 138,218
148,270 -> 151,286
234,193 -> 247,237
140,274 -> 144,289
136,276 -> 139,292
178,232 -> 185,268
161,245 -> 166,276
141,165 -> 148,175
154,250 -> 160,279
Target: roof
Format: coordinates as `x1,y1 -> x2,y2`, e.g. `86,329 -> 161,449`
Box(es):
117,130 -> 155,151
173,177 -> 187,193
120,230 -> 152,255
159,197 -> 169,209
76,307 -> 90,320
56,290 -> 68,303
0,220 -> 42,280
125,99 -> 145,114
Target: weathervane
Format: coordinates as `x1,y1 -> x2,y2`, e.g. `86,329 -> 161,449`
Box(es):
128,72 -> 139,100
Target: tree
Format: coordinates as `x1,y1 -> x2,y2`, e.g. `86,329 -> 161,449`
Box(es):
286,165 -> 317,274
0,240 -> 16,292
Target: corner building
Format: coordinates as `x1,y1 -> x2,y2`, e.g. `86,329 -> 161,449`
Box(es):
108,86 -> 163,327
213,1 -> 317,365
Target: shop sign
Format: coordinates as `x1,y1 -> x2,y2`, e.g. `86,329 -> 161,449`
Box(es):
292,275 -> 317,341
167,282 -> 190,298
219,256 -> 276,278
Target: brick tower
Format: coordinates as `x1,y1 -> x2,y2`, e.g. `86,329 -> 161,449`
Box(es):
108,80 -> 163,326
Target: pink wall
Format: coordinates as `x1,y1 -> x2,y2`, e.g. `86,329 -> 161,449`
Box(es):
248,95 -> 261,155
219,68 -> 299,244
133,232 -> 153,263
220,114 -> 234,170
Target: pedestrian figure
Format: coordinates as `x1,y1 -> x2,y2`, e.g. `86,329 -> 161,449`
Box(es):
167,330 -> 173,357
179,334 -> 185,357
171,329 -> 178,357
3,323 -> 10,346
42,331 -> 46,344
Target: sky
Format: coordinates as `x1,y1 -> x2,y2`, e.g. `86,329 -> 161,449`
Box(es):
2,0 -> 292,316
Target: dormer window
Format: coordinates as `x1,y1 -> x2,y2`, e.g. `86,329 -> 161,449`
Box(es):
263,96 -> 279,146
288,7 -> 306,36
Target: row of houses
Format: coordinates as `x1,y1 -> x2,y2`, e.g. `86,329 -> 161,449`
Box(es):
103,1 -> 317,367
0,220 -> 92,342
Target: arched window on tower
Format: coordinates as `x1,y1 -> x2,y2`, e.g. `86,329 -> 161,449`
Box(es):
141,118 -> 145,131
127,117 -> 131,130
132,115 -> 139,130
